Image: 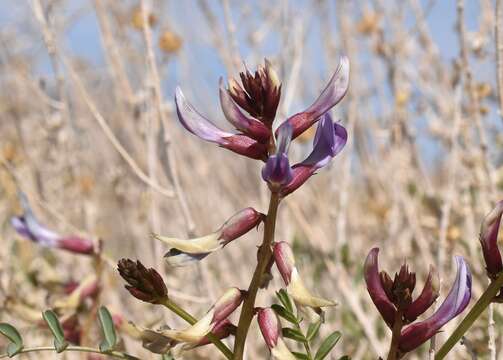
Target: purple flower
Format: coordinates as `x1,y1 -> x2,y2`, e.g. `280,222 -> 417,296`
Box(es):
279,114 -> 347,197
479,201 -> 503,278
174,56 -> 349,175
276,56 -> 349,140
364,248 -> 471,355
153,207 -> 265,266
364,248 -> 445,327
399,256 -> 471,353
10,193 -> 94,255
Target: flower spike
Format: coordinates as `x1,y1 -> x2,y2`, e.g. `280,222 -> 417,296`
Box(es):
154,207 -> 265,266
10,192 -> 94,255
175,87 -> 268,160
398,256 -> 471,353
277,56 -> 349,140
274,241 -> 336,311
257,308 -> 296,360
280,114 -> 347,197
479,201 -> 503,277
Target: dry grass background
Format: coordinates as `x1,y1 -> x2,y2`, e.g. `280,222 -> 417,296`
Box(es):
1,0 -> 503,359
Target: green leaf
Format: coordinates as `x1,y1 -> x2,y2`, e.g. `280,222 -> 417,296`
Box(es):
98,306 -> 117,352
306,320 -> 322,341
315,331 -> 341,360
276,289 -> 294,314
0,323 -> 23,357
282,327 -> 306,343
338,356 -> 351,360
292,351 -> 310,360
271,304 -> 298,324
42,310 -> 68,353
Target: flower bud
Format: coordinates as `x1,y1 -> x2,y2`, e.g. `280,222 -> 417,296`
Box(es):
227,59 -> 282,124
211,287 -> 246,324
479,201 -> 503,277
117,259 -> 168,304
257,308 -> 296,360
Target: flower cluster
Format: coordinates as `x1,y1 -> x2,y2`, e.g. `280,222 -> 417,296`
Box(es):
175,56 -> 349,197
364,248 -> 471,356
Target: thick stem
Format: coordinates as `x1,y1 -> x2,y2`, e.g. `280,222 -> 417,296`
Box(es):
161,298 -> 233,359
435,272 -> 503,360
387,311 -> 404,360
233,192 -> 280,360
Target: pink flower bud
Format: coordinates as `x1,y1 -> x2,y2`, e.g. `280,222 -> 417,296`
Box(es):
211,287 -> 246,324
257,308 -> 281,349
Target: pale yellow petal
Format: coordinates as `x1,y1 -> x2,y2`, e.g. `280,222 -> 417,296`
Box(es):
159,310 -> 214,343
54,275 -> 97,310
153,232 -> 220,254
287,268 -> 336,308
271,338 -> 297,360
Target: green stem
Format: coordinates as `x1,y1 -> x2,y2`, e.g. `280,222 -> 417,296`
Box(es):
0,346 -> 140,359
294,319 -> 313,359
160,298 -> 233,359
435,272 -> 503,360
387,310 -> 403,360
233,192 -> 280,360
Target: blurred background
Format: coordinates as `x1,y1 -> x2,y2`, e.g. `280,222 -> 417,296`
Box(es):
1,0 -> 502,359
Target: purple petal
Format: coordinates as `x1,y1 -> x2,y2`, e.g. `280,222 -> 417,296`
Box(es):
176,87 -> 268,160
175,87 -> 232,142
280,115 -> 347,197
301,114 -> 347,167
479,201 -> 503,276
277,56 -> 349,140
363,248 -> 396,327
11,193 -> 60,247
404,266 -> 440,322
219,78 -> 271,142
399,256 -> 472,353
262,124 -> 293,188
10,217 -> 35,241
